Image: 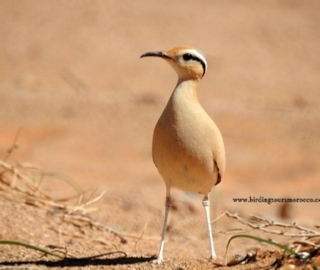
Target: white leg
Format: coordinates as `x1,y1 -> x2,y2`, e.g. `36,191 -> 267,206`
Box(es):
203,194 -> 217,259
156,190 -> 171,262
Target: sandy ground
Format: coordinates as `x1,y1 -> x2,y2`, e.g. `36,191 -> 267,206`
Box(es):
1,0 -> 320,269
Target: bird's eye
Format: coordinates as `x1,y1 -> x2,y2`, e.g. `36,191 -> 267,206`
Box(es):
183,53 -> 193,61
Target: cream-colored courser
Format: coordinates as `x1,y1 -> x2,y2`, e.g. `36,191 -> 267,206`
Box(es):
141,46 -> 226,262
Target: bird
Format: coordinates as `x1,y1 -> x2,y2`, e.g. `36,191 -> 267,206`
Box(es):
140,46 -> 226,262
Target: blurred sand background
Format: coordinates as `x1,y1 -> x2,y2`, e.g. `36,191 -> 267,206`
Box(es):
0,0 -> 320,259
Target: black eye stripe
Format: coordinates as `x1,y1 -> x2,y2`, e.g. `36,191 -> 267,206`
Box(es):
182,53 -> 206,76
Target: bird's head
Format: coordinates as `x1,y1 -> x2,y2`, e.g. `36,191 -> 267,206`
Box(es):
141,46 -> 207,82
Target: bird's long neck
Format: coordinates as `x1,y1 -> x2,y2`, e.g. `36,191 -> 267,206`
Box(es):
171,79 -> 200,106
160,79 -> 201,123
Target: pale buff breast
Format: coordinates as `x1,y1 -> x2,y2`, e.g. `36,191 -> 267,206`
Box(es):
152,87 -> 225,194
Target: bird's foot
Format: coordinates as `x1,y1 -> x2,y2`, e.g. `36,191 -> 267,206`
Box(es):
209,255 -> 217,260
152,255 -> 166,264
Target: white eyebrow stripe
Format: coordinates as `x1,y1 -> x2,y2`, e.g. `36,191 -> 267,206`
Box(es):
181,49 -> 207,76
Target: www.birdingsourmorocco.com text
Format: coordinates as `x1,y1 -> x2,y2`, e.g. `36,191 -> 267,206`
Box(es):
233,196 -> 320,205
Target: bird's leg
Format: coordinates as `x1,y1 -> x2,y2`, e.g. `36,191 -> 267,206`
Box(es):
203,194 -> 217,259
156,189 -> 172,262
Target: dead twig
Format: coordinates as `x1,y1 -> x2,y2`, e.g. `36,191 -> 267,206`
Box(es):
222,211 -> 320,238
215,209 -> 320,257
3,128 -> 21,161
134,223 -> 148,255
62,214 -> 127,244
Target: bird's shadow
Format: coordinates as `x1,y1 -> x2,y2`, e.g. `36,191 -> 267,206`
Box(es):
0,253 -> 156,268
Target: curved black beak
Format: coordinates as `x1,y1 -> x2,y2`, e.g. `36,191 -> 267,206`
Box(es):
140,51 -> 171,59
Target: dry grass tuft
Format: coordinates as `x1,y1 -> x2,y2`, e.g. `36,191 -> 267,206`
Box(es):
0,133 -> 127,259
